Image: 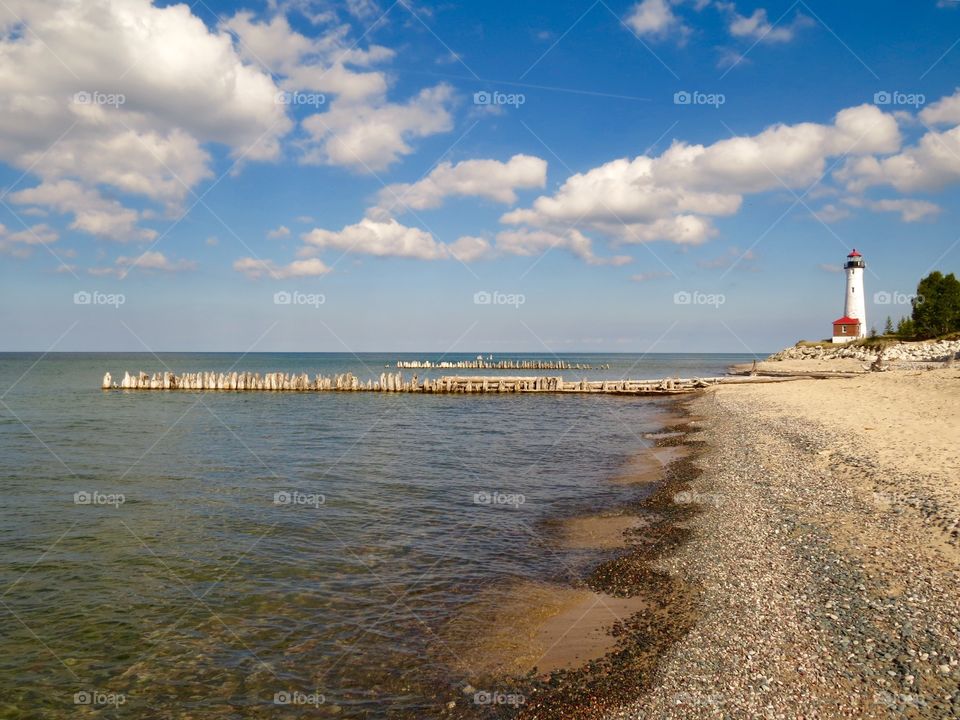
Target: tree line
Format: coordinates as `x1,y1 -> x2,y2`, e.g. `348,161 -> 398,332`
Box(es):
876,271 -> 960,339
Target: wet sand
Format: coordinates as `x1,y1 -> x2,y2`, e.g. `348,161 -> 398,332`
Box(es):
446,581 -> 649,679
446,505 -> 664,679
534,591 -> 649,673
608,443 -> 690,485
559,513 -> 658,551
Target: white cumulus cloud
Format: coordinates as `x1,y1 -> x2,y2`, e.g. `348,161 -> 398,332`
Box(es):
223,12 -> 392,102
11,181 -> 156,242
302,217 -> 448,260
448,235 -> 494,262
0,0 -> 292,240
301,84 -> 455,172
495,228 -> 632,266
267,225 -> 292,239
837,93 -> 960,194
844,197 -> 941,223
89,250 -> 197,276
726,6 -> 813,43
920,88 -> 960,125
503,103 -> 900,246
0,223 -> 59,258
0,0 -> 455,254
233,256 -> 331,279
624,0 -> 687,40
836,130 -> 960,192
373,154 -> 548,216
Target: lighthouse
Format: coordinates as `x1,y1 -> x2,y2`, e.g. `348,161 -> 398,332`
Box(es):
832,249 -> 866,343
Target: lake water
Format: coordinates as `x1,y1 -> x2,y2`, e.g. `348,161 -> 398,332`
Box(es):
0,352 -> 753,718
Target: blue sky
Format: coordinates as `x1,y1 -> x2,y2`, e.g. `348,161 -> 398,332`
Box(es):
1,0 -> 959,353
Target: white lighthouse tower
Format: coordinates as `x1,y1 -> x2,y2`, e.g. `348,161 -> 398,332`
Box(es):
832,249 -> 866,343
844,249 -> 866,333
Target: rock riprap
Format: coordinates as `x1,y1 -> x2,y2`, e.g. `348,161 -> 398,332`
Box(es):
767,339 -> 960,364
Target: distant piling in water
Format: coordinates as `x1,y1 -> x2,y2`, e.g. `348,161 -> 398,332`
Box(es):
101,371 -> 720,395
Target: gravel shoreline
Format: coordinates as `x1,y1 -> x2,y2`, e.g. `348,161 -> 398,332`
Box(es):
609,387 -> 960,719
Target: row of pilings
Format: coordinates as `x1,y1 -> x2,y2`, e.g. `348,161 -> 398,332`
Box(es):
102,371 -> 719,395
394,359 -> 608,370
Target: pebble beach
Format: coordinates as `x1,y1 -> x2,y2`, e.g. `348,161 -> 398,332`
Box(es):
607,364 -> 960,719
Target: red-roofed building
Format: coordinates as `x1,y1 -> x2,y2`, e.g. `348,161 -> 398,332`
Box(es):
832,316 -> 861,343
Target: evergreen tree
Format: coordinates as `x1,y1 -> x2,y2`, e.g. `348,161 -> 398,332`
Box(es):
884,316 -> 894,335
912,272 -> 960,338
896,316 -> 915,339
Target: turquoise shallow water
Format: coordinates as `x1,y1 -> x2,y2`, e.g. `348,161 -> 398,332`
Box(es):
0,352 -> 752,718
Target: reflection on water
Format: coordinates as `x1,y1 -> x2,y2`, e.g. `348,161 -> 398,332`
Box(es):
0,353 -> 748,718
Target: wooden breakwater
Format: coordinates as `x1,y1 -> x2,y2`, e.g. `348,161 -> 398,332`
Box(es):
101,371 -> 722,395
395,359 -> 606,370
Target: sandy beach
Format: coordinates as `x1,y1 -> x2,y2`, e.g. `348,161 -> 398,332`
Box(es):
608,365 -> 960,718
